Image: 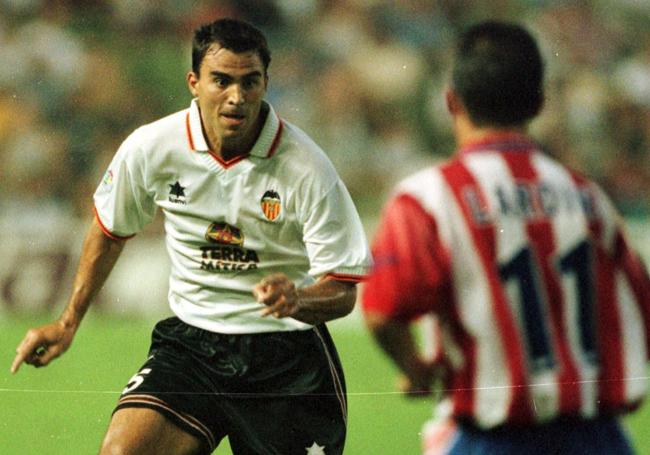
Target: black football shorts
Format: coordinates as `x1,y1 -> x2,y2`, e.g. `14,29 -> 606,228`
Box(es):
113,317 -> 347,454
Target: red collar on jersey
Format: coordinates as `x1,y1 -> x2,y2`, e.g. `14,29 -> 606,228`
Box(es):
458,132 -> 537,155
185,100 -> 284,169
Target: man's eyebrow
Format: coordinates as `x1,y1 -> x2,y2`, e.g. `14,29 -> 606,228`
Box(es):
209,70 -> 263,79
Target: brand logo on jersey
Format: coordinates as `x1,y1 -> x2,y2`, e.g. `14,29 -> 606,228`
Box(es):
260,190 -> 281,221
305,442 -> 326,454
201,222 -> 258,272
169,181 -> 187,204
205,222 -> 244,246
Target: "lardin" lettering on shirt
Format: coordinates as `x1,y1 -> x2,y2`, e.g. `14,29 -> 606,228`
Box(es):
463,182 -> 599,224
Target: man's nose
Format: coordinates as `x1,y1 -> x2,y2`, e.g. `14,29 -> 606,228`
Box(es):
227,84 -> 245,104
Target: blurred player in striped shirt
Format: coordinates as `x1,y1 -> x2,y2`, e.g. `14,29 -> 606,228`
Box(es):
362,20 -> 650,455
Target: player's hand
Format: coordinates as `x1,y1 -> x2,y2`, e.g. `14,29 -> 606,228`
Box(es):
253,273 -> 301,319
398,359 -> 444,399
10,321 -> 75,374
398,374 -> 432,398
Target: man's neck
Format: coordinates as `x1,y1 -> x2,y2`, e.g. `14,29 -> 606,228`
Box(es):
455,115 -> 527,149
203,104 -> 269,161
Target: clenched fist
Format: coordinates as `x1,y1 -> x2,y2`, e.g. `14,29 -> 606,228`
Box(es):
253,273 -> 301,319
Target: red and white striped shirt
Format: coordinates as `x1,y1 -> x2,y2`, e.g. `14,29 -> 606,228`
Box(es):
362,133 -> 650,428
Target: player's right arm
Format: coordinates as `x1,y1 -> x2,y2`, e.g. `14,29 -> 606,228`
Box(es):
10,217 -> 127,373
362,193 -> 451,395
365,313 -> 440,397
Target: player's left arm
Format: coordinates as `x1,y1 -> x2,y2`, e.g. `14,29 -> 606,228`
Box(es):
596,184 -> 650,355
615,229 -> 650,355
253,274 -> 356,325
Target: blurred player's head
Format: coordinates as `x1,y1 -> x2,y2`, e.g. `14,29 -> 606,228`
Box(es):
450,21 -> 544,127
191,18 -> 271,77
187,18 -> 271,155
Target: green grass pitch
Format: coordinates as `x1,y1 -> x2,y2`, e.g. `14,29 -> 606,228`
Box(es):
2,314 -> 649,454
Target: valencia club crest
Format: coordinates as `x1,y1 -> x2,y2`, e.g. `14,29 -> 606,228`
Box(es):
261,190 -> 281,221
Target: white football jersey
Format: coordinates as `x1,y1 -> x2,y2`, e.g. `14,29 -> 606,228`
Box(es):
94,99 -> 370,333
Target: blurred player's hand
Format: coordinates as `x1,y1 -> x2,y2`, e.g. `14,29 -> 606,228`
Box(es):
398,359 -> 445,399
10,321 -> 75,374
253,273 -> 300,318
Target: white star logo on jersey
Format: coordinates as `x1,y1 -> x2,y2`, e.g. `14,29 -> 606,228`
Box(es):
305,442 -> 326,454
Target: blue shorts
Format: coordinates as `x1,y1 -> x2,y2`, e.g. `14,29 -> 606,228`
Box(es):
424,415 -> 634,455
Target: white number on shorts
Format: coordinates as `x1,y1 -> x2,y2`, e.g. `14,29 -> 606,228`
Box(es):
122,368 -> 152,394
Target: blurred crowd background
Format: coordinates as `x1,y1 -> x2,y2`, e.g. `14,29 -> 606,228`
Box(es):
2,0 -> 650,216
0,0 -> 649,314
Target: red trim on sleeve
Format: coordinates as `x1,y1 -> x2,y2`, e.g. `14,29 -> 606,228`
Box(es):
93,207 -> 135,241
326,273 -> 366,283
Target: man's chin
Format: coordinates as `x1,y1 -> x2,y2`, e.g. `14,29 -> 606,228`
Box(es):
222,128 -> 245,139
220,131 -> 251,150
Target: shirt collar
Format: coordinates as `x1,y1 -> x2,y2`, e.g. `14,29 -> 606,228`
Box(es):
458,132 -> 537,155
186,98 -> 283,159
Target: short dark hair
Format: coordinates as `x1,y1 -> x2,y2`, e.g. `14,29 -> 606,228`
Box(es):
452,21 -> 544,127
191,18 -> 271,76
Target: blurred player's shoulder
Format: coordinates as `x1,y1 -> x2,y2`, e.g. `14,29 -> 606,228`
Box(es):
392,164 -> 450,213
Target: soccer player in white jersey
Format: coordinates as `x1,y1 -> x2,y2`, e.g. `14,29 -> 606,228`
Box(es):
11,18 -> 370,454
362,21 -> 650,454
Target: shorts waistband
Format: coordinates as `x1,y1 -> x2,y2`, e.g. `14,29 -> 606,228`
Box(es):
456,414 -> 620,435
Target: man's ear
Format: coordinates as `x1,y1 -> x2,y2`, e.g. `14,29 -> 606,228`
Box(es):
445,88 -> 462,116
187,71 -> 199,97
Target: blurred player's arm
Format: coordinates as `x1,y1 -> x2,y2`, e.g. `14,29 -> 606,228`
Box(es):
365,312 -> 438,397
362,193 -> 450,397
253,273 -> 356,325
617,229 -> 650,355
10,217 -> 126,373
598,187 -> 650,356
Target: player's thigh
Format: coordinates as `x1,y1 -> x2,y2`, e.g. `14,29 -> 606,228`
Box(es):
227,393 -> 347,455
226,326 -> 348,454
99,407 -> 204,455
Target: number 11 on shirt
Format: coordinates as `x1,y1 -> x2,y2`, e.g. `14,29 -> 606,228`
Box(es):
499,240 -> 597,373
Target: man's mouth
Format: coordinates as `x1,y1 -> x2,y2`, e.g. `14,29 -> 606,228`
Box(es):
222,113 -> 245,120
221,112 -> 246,127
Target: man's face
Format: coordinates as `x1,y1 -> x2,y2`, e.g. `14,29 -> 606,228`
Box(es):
187,45 -> 267,152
